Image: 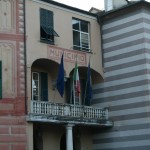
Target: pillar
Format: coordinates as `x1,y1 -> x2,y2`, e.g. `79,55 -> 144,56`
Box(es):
66,124 -> 74,150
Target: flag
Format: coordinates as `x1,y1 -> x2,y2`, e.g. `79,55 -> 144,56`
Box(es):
56,54 -> 64,97
73,62 -> 80,95
85,60 -> 92,106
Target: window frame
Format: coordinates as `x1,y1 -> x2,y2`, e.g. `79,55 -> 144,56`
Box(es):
72,18 -> 90,52
32,72 -> 49,101
32,72 -> 40,101
40,8 -> 59,44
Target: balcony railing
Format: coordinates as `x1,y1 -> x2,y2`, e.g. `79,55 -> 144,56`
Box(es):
28,100 -> 112,126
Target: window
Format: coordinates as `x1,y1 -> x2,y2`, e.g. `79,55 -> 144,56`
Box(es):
72,18 -> 90,51
40,8 -> 59,44
32,72 -> 40,100
32,72 -> 48,101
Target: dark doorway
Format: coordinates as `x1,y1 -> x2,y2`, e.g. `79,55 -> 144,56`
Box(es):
73,129 -> 81,150
60,130 -> 81,150
41,72 -> 48,101
33,126 -> 43,150
60,133 -> 66,150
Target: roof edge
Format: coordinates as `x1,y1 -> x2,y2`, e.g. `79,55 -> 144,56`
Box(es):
99,0 -> 150,21
40,0 -> 97,17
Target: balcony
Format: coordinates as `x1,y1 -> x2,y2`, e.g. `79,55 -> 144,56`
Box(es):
27,100 -> 113,127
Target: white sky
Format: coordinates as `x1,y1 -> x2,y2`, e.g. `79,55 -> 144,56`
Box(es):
53,0 -> 105,11
53,0 -> 150,11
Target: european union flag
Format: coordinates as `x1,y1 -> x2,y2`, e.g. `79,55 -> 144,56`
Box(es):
56,54 -> 64,97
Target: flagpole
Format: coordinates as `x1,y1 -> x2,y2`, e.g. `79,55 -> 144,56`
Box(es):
83,77 -> 88,105
84,56 -> 91,105
73,55 -> 77,105
73,54 -> 80,105
73,74 -> 75,104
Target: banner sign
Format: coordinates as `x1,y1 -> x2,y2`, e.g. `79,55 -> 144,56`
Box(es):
48,46 -> 86,65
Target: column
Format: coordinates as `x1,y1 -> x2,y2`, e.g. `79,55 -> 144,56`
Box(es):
66,124 -> 74,150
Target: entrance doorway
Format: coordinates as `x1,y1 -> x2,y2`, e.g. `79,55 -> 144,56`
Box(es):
33,126 -> 43,150
60,133 -> 66,150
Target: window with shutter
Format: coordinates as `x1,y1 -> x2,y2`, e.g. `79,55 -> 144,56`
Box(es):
40,8 -> 59,44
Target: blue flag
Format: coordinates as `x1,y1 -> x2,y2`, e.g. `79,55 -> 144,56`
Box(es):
56,54 -> 64,97
85,61 -> 92,106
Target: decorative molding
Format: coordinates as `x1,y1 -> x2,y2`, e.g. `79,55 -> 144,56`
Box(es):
18,0 -> 24,34
0,42 -> 16,98
0,0 -> 16,33
18,41 -> 25,96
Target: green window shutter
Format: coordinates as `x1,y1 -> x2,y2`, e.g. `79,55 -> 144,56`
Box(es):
47,10 -> 53,28
0,61 -> 2,98
40,8 -> 59,43
40,8 -> 53,28
40,8 -> 47,26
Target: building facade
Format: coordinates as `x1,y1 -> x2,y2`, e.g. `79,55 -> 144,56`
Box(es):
93,1 -> 150,150
0,0 -> 28,150
25,0 -> 112,150
0,0 -> 111,149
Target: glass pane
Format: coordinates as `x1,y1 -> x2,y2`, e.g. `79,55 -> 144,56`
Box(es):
73,45 -> 81,51
73,31 -> 80,46
33,88 -> 38,95
72,19 -> 79,30
81,33 -> 89,49
81,21 -> 88,33
81,33 -> 88,40
33,73 -> 38,80
82,41 -> 89,48
32,72 -> 39,100
82,47 -> 89,51
33,96 -> 38,101
82,38 -> 88,46
34,81 -> 38,88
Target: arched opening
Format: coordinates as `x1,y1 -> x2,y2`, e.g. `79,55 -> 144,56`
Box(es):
67,66 -> 103,105
31,58 -> 66,102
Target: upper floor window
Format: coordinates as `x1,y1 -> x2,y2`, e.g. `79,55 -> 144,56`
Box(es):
40,8 -> 59,44
72,18 -> 90,52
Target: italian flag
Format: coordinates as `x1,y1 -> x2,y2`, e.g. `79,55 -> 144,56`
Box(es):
73,62 -> 80,95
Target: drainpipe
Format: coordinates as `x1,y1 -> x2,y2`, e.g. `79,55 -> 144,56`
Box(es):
23,0 -> 27,115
